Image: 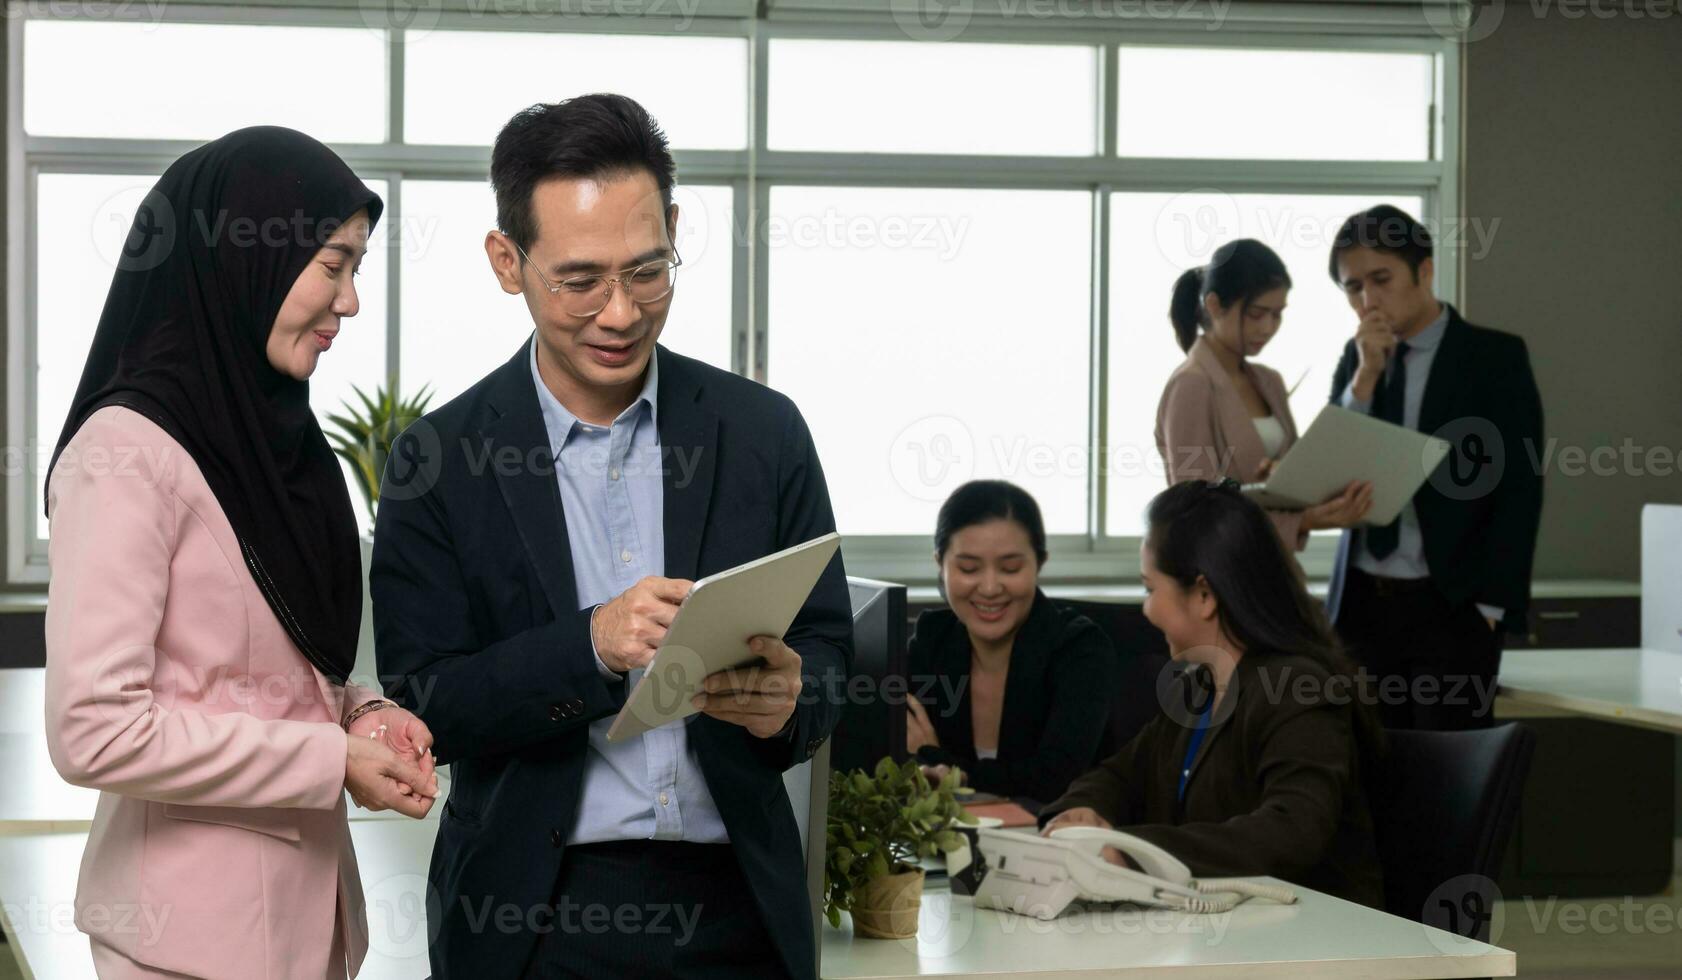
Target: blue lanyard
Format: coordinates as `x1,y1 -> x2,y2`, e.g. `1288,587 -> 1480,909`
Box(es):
1177,695 -> 1214,803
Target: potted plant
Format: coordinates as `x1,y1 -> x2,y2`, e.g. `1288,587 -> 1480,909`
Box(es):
323,378 -> 433,533
824,758 -> 975,939
323,379 -> 432,686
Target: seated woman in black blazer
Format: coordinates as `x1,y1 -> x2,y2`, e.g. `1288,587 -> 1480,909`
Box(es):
1040,480 -> 1384,908
906,480 -> 1117,804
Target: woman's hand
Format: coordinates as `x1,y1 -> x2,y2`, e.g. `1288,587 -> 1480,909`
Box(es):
1300,480 -> 1375,531
1040,806 -> 1111,836
347,702 -> 436,797
344,732 -> 437,819
906,697 -> 938,755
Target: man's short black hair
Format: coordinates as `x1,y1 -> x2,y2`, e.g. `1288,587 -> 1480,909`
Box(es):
490,93 -> 677,253
1327,204 -> 1434,284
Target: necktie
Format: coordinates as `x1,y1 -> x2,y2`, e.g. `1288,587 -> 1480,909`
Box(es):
1365,341 -> 1411,559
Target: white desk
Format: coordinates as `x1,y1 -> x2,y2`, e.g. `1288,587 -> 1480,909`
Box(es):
820,886 -> 1513,980
1497,647 -> 1682,735
0,823 -> 1514,980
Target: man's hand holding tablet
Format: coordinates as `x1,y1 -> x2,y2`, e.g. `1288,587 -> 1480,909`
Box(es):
591,576 -> 693,674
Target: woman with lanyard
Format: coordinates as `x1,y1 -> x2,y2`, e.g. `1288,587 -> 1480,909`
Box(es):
43,127 -> 438,979
1155,238 -> 1372,556
1039,480 -> 1385,909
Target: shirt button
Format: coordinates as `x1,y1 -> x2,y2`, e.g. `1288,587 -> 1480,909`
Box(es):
621,549 -> 632,563
658,793 -> 669,806
609,467 -> 620,481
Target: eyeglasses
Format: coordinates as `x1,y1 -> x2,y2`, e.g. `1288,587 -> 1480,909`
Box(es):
513,240 -> 682,317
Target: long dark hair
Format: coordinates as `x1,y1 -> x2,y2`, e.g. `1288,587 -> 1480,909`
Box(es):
934,480 -> 1048,568
1145,480 -> 1383,759
1169,238 -> 1292,353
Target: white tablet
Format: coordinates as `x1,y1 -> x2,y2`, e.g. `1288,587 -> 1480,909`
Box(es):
604,532 -> 843,742
1242,405 -> 1452,527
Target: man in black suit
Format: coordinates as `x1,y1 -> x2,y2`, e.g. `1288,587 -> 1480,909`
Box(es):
371,94 -> 851,979
1324,205 -> 1543,731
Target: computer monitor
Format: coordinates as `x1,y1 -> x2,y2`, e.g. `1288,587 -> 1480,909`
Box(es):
781,576 -> 907,974
782,739 -> 830,978
830,576 -> 909,776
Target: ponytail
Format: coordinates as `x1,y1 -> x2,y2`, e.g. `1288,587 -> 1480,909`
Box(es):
1167,239 -> 1292,355
1169,266 -> 1206,353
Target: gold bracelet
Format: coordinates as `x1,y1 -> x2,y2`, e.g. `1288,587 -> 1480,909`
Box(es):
343,698 -> 396,730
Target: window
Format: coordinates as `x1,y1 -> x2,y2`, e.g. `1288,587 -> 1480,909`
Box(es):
8,7 -> 1459,586
405,32 -> 749,150
1115,47 -> 1435,161
768,186 -> 1091,536
23,21 -> 387,142
769,39 -> 1099,156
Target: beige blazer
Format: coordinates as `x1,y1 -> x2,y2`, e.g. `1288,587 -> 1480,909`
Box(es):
1155,337 -> 1306,551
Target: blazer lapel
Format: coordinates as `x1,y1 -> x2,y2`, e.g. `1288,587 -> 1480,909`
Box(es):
1417,305 -> 1466,437
656,349 -> 719,581
480,342 -> 581,621
1190,338 -> 1269,477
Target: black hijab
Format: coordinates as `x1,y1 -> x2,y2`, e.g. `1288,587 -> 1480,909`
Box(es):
45,126 -> 383,684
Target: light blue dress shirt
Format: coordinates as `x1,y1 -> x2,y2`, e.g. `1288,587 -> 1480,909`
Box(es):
528,335 -> 729,845
1340,305 -> 1502,623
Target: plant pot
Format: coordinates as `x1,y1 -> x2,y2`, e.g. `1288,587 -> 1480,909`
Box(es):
850,868 -> 924,939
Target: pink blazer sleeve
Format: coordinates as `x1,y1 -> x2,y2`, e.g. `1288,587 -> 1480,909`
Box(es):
44,412 -> 347,810
1157,372 -> 1223,483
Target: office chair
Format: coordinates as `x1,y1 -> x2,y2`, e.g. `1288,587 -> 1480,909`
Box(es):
1368,722 -> 1536,943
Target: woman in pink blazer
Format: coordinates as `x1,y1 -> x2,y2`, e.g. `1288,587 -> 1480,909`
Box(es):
44,128 -> 438,979
1155,239 -> 1372,554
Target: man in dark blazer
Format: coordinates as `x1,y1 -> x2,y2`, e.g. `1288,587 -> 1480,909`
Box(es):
1324,204 -> 1543,731
371,95 -> 850,979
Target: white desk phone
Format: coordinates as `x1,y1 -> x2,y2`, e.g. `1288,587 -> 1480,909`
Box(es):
970,827 -> 1299,920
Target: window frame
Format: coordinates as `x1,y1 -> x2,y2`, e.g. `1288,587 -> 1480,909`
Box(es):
4,0 -> 1463,589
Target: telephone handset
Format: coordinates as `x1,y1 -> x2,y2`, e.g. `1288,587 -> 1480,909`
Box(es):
971,827 -> 1298,920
